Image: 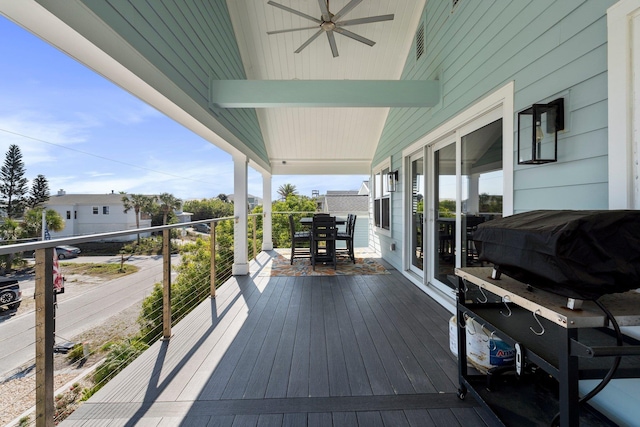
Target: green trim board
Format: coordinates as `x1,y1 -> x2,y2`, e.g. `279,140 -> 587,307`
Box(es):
209,80 -> 440,108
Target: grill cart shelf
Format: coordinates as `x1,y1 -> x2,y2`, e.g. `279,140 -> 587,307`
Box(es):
455,267 -> 640,427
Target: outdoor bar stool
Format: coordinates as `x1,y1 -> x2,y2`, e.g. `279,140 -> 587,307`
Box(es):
288,214 -> 311,264
336,213 -> 356,263
311,215 -> 337,270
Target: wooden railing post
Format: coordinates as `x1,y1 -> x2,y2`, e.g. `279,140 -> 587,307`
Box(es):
35,248 -> 54,427
252,215 -> 257,260
162,228 -> 171,339
210,222 -> 217,298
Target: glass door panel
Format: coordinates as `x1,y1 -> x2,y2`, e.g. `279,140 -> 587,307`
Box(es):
410,155 -> 424,273
461,119 -> 503,268
433,142 -> 456,286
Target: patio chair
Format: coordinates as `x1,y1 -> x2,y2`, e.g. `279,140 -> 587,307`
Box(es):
288,214 -> 311,264
336,213 -> 356,263
311,215 -> 337,270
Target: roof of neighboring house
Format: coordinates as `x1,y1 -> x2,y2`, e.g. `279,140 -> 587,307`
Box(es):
323,193 -> 368,213
45,193 -> 131,206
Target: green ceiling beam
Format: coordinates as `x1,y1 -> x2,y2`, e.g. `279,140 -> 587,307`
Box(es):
209,80 -> 440,108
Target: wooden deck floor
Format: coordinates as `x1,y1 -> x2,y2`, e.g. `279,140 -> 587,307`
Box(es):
62,251 -> 495,426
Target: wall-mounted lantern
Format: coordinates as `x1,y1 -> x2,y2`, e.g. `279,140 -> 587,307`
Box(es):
518,98 -> 565,164
387,170 -> 399,192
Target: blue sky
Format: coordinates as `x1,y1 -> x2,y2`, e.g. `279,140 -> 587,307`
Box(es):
0,16 -> 368,201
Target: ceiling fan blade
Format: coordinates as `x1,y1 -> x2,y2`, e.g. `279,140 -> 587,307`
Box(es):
294,29 -> 324,53
317,0 -> 331,22
327,31 -> 339,57
267,25 -> 319,35
332,0 -> 363,21
334,27 -> 375,46
267,1 -> 321,24
337,14 -> 395,27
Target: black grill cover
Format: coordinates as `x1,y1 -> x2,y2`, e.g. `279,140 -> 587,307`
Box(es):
473,210 -> 640,300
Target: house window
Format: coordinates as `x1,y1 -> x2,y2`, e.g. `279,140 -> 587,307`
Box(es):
103,206 -> 109,215
74,211 -> 77,219
66,211 -> 71,220
373,160 -> 392,234
93,207 -> 98,215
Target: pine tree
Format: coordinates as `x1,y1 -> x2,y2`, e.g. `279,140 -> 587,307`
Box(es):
28,174 -> 50,208
0,144 -> 29,218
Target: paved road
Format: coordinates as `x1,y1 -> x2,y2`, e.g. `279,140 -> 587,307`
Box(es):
0,255 -> 178,379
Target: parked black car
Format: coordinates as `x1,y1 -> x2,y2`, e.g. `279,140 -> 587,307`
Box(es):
192,223 -> 211,233
0,278 -> 21,311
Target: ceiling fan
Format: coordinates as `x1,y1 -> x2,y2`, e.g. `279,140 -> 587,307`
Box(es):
266,0 -> 394,58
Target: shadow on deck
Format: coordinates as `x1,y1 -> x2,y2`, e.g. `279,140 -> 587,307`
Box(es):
62,251 -> 495,426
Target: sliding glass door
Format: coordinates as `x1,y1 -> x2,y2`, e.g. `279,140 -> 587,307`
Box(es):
409,152 -> 425,275
427,117 -> 504,294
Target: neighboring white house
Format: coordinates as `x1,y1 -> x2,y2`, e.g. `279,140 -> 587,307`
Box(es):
44,190 -> 152,242
227,194 -> 262,211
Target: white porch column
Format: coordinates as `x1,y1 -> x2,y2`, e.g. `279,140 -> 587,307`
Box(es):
262,172 -> 273,251
232,154 -> 249,275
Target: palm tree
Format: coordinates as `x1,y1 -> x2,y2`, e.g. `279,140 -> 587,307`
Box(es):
157,193 -> 182,225
122,194 -> 154,228
22,207 -> 64,239
277,183 -> 297,200
122,194 -> 155,242
0,218 -> 22,274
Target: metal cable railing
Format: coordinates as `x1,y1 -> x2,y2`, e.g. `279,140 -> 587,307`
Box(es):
1,216 -> 240,427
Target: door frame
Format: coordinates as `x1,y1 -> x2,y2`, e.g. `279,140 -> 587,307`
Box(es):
607,0 -> 640,209
401,81 -> 515,312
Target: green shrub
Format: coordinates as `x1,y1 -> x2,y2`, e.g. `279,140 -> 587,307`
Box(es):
88,339 -> 148,396
67,343 -> 85,363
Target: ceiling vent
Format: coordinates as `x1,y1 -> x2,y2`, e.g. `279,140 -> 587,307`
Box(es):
416,22 -> 425,61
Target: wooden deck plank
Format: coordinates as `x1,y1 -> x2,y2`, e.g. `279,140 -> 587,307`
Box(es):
156,278 -> 267,402
322,279 -> 351,396
257,413 -> 284,427
451,407 -> 494,427
356,410 -> 385,426
428,408 -> 462,426
379,273 -> 459,386
282,413 -> 307,427
221,277 -> 288,399
307,412 -> 332,427
287,277 -> 312,397
62,252 -> 494,427
231,414 -> 259,427
353,277 -> 438,394
207,415 -> 235,427
308,280 -> 330,396
403,409 -> 437,426
361,275 -> 458,393
330,279 -> 373,396
101,274 -> 266,404
331,411 -> 357,426
336,276 -> 395,395
174,276 -> 269,401
173,277 -> 268,401
199,275 -> 282,399
380,410 -> 411,427
243,277 -> 296,398
344,277 -> 416,394
264,277 -> 303,398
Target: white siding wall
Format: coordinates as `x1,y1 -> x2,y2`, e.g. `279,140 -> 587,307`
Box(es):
48,202 -> 151,241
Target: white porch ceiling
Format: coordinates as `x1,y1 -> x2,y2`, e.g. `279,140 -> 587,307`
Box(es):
226,0 -> 426,174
